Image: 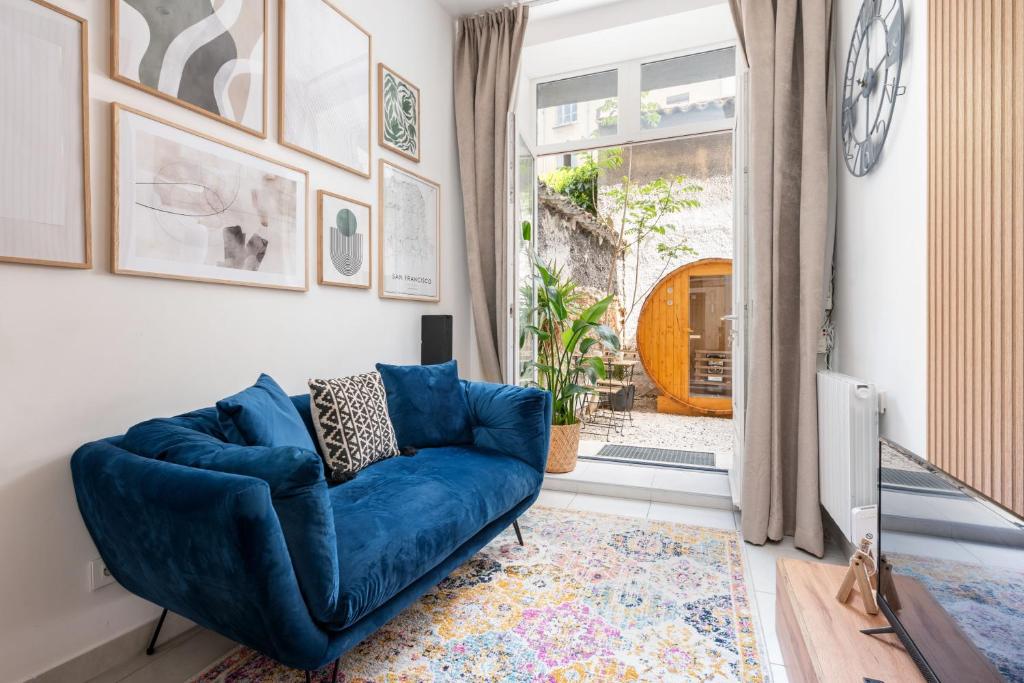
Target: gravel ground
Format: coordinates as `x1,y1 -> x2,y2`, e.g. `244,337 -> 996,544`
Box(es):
581,407 -> 734,469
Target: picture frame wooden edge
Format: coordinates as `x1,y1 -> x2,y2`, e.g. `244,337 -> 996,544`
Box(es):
317,189 -> 373,290
278,0 -> 373,178
0,0 -> 92,269
110,101 -> 310,292
109,0 -> 270,140
377,62 -> 422,164
377,158 -> 441,303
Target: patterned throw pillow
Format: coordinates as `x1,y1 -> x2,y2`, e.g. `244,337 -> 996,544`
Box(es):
308,372 -> 399,482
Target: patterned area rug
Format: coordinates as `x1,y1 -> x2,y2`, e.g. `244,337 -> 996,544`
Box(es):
190,506 -> 765,682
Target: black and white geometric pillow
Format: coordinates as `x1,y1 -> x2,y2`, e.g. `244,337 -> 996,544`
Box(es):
308,372 -> 399,482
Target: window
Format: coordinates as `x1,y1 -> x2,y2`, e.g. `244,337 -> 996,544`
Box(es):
532,46 -> 737,154
536,69 -> 617,147
641,47 -> 736,130
555,103 -> 578,126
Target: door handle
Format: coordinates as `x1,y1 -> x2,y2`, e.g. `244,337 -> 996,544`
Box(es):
721,314 -> 738,325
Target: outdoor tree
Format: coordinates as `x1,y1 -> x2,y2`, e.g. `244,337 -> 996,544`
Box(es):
540,147 -> 704,341
603,164 -> 703,330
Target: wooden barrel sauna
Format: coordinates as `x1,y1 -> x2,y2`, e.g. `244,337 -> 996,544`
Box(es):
636,258 -> 733,417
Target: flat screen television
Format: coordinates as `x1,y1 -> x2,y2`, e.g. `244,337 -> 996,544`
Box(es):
878,438 -> 1024,682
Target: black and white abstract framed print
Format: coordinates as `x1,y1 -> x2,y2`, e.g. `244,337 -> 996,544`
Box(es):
378,63 -> 420,163
280,0 -> 371,177
317,190 -> 371,289
378,160 -> 440,303
112,103 -> 308,291
0,0 -> 91,268
113,0 -> 268,138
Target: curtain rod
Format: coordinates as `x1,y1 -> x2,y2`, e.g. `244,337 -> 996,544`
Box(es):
466,0 -> 560,17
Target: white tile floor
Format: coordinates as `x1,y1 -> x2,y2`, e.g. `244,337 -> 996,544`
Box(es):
89,492 -> 843,683
541,459 -> 734,509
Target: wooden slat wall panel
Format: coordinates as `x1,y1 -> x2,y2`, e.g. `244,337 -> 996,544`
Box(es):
929,0 -> 1024,517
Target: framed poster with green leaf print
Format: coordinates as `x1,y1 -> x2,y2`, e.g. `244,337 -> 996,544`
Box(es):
377,63 -> 420,163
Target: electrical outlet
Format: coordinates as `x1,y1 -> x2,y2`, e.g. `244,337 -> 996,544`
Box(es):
89,558 -> 115,591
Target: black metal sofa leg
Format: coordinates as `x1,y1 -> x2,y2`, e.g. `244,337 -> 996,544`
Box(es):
146,608 -> 169,655
305,658 -> 340,683
512,519 -> 524,546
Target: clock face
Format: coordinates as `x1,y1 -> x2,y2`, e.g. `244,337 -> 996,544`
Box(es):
842,0 -> 905,176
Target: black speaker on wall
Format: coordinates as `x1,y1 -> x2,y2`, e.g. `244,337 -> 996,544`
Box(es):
421,315 -> 453,365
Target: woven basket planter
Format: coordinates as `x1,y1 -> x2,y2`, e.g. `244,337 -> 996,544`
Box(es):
546,422 -> 582,474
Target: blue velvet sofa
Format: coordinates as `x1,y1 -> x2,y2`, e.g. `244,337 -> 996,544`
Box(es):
71,380 -> 551,674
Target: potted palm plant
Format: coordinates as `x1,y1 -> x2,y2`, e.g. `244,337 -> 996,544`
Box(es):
526,260 -> 620,473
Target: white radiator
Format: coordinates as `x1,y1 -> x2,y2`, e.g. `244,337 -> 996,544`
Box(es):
817,371 -> 879,543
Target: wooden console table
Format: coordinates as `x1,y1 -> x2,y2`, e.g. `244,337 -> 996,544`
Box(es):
775,559 -> 925,683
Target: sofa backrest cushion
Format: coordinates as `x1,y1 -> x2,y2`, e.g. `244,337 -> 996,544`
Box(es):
122,418 -> 340,623
375,360 -> 473,449
217,374 -> 318,453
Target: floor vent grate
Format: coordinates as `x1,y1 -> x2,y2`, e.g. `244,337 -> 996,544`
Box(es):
582,444 -> 717,469
880,467 -> 960,492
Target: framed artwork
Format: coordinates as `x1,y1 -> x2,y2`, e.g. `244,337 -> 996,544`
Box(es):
112,1 -> 268,138
317,191 -> 371,289
378,63 -> 420,163
280,0 -> 371,177
0,0 -> 91,268
378,160 -> 440,302
112,103 -> 308,291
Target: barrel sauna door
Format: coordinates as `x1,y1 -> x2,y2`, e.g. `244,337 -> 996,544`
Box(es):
637,258 -> 733,416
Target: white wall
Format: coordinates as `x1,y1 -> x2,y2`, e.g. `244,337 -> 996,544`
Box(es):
0,1 -> 468,680
831,0 -> 928,456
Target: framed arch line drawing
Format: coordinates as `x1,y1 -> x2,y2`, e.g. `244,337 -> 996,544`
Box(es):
112,103 -> 308,291
112,0 -> 268,138
0,0 -> 91,268
317,190 -> 371,289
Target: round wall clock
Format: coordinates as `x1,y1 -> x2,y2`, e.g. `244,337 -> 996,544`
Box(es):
841,0 -> 905,176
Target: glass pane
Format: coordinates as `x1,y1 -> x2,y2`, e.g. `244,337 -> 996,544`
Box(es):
688,274 -> 732,398
641,48 -> 736,130
536,70 -> 618,146
515,136 -> 537,386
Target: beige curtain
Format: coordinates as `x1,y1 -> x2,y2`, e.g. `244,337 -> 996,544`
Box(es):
454,6 -> 529,383
730,0 -> 833,557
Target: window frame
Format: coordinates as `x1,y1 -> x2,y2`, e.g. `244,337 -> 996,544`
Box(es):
531,40 -> 737,157
554,102 -> 578,127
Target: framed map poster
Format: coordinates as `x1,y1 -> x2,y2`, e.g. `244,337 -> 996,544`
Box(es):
378,160 -> 439,302
317,190 -> 371,289
113,103 -> 308,291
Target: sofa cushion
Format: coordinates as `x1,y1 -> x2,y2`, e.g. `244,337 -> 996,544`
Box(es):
375,360 -> 473,449
217,374 -> 317,452
122,418 -> 340,623
308,373 -> 399,483
324,446 -> 541,629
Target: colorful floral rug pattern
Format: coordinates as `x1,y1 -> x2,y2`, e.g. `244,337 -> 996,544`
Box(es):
190,506 -> 765,682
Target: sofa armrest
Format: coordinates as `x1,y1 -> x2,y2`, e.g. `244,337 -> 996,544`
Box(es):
122,421 -> 340,623
71,439 -> 331,670
463,381 -> 552,474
